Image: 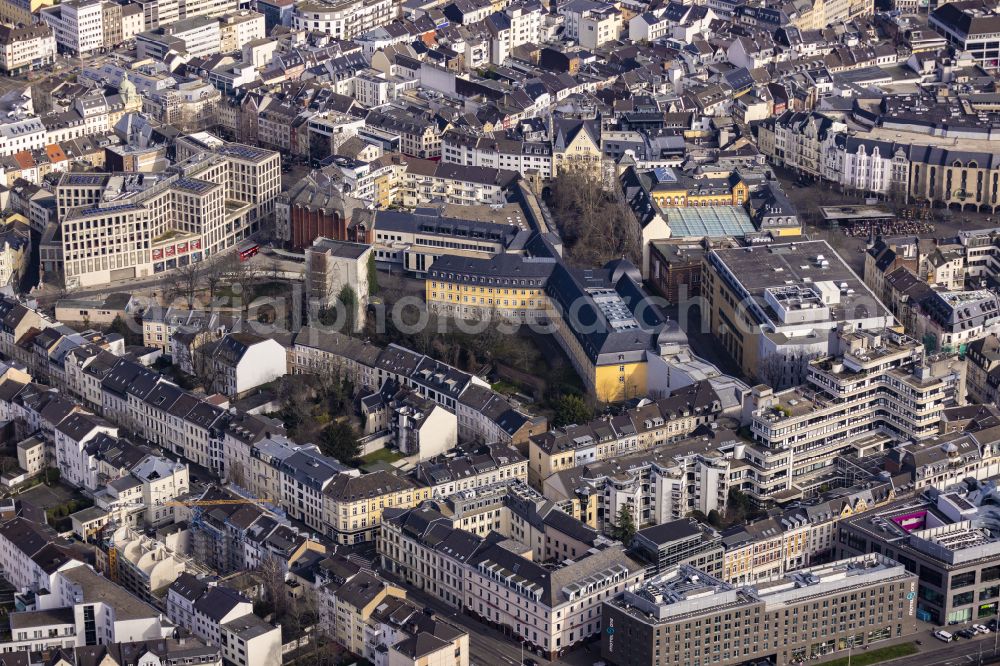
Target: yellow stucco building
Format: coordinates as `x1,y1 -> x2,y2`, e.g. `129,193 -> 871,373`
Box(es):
651,172 -> 750,209
426,251 -> 674,403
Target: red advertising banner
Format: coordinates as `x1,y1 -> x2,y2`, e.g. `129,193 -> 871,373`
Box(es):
152,248 -> 163,260
165,245 -> 176,257
177,242 -> 189,254
191,239 -> 202,250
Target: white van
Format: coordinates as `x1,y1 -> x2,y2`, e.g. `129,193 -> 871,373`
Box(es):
934,630 -> 954,643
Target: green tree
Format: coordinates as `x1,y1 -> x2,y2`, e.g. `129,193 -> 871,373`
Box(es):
922,332 -> 938,354
614,504 -> 637,545
726,488 -> 756,524
367,253 -> 380,296
707,509 -> 724,528
318,421 -> 360,463
554,394 -> 592,427
338,285 -> 358,334
108,315 -> 142,346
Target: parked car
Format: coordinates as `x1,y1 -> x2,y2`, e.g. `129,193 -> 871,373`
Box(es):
957,628 -> 976,639
934,630 -> 953,642
973,624 -> 990,634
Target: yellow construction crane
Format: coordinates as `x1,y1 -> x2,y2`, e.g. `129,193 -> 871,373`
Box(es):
97,496 -> 277,512
163,498 -> 276,507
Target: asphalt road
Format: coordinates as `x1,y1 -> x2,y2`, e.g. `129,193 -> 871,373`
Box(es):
909,637 -> 1000,666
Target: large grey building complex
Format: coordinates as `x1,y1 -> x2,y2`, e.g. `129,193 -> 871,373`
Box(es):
602,554 -> 918,666
56,140 -> 280,288
703,240 -> 895,388
839,488 -> 1000,624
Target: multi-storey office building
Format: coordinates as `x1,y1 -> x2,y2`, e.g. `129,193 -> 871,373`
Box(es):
601,555 -> 918,666
631,518 -> 725,577
703,240 -> 896,387
929,1 -> 1000,70
740,326 -> 963,503
839,489 -> 1000,624
56,141 -> 279,288
41,0 -> 104,55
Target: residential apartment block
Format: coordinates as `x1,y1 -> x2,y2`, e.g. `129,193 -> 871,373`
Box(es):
0,23 -> 56,76
529,380 -> 723,485
381,501 -> 645,660
740,326 -> 964,503
291,0 -> 395,40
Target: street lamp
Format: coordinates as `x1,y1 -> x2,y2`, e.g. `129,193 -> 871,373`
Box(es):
520,638 -> 525,665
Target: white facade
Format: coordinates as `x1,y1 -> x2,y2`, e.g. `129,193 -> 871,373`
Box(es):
0,24 -> 57,74
211,335 -> 288,398
292,0 -> 395,40
44,0 -> 105,55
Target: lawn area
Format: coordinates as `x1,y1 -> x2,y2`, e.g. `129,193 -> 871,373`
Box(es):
819,642 -> 918,666
360,448 -> 405,466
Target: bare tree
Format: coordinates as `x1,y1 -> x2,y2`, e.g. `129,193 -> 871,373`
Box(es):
258,554 -> 290,617
550,169 -> 643,267
266,256 -> 283,281
204,255 -> 229,305
228,257 -> 266,313
0,457 -> 17,475
170,261 -> 203,309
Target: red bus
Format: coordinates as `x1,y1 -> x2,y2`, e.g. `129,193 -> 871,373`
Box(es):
237,240 -> 259,261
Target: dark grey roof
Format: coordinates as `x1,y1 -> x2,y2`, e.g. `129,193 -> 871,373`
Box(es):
194,586 -> 250,622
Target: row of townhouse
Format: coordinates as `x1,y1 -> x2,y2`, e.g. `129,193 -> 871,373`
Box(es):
166,573 -> 281,666
0,516 -> 85,595
0,81 -> 142,158
665,480 -> 901,587
312,565 -> 471,666
1,637 -> 221,665
441,127 -> 556,180
178,485 -> 326,575
7,334 -> 433,550
380,495 -> 645,660
885,423 -> 1000,492
408,442 -> 528,498
527,379 -> 723,485
289,326 -> 547,447
759,108 -> 1000,211
391,118 -> 604,188
0,368 -> 190,530
219,425 -> 432,545
0,294 -> 534,548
